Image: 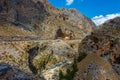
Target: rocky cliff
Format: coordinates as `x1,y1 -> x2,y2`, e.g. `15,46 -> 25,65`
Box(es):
76,17 -> 120,80
0,0 -> 95,40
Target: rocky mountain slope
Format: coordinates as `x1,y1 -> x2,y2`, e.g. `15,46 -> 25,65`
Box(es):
0,0 -> 95,40
74,54 -> 120,80
0,0 -> 120,80
0,40 -> 80,79
0,0 -> 96,80
76,17 -> 120,80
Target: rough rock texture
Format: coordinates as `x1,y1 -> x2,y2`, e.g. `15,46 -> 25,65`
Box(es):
0,63 -> 13,80
74,54 -> 120,80
78,17 -> 120,78
0,0 -> 49,24
0,0 -> 95,79
0,40 -> 80,79
0,63 -> 40,80
0,0 -> 95,40
3,0 -> 119,80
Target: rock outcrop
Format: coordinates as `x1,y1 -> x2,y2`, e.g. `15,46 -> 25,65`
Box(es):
0,63 -> 40,80
0,40 -> 80,79
74,54 -> 120,80
77,17 -> 120,79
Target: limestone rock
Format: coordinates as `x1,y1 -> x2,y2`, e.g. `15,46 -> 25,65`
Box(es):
0,0 -> 95,40
0,40 -> 78,79
78,17 -> 120,77
74,54 -> 120,80
0,63 -> 13,80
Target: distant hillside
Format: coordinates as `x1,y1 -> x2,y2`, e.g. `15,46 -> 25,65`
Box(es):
98,17 -> 120,37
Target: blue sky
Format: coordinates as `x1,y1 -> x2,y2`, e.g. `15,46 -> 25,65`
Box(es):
48,0 -> 120,25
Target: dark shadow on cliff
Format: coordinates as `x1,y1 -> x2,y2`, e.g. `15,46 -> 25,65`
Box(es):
27,44 -> 39,74
0,62 -> 39,80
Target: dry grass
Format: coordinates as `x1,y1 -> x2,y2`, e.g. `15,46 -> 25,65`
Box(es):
0,23 -> 36,37
77,54 -> 110,73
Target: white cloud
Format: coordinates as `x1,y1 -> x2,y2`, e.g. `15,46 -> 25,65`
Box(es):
66,0 -> 74,6
92,13 -> 120,25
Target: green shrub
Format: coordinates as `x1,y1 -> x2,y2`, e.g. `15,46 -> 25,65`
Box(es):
59,70 -> 64,80
59,52 -> 87,80
77,52 -> 87,62
59,59 -> 78,80
39,60 -> 45,70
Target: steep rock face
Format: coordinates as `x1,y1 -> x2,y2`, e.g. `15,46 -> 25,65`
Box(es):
0,0 -> 49,23
0,0 -> 95,39
0,0 -> 49,31
40,7 -> 95,39
78,17 -> 120,76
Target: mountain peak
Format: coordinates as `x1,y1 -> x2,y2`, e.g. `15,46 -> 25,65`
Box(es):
103,17 -> 120,28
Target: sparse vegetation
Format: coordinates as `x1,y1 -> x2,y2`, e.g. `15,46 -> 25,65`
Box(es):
0,24 -> 36,37
59,59 -> 78,80
59,52 -> 87,80
39,59 -> 46,70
